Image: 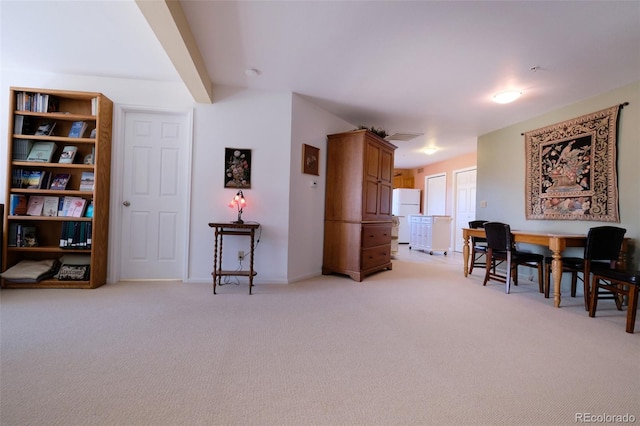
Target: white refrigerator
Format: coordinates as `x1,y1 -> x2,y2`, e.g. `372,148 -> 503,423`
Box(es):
392,188 -> 421,243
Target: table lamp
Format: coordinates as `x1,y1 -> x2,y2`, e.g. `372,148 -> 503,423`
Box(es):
229,190 -> 247,223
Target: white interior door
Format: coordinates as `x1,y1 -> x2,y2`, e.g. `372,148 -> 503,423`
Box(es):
119,110 -> 190,280
454,168 -> 477,252
424,173 -> 446,215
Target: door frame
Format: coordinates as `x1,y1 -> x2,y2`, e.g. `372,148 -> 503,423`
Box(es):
452,166 -> 477,253
108,105 -> 193,283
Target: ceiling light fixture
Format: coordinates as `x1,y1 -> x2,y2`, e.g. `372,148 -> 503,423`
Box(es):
423,147 -> 438,155
245,68 -> 260,77
492,90 -> 523,104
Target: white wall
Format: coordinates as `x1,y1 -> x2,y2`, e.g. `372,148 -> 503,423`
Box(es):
1,71 -> 361,285
288,94 -> 354,282
187,86 -> 294,284
477,81 -> 640,268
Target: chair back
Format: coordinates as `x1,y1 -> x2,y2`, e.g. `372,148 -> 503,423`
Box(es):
584,226 -> 626,262
483,222 -> 513,252
469,220 -> 488,229
469,220 -> 488,243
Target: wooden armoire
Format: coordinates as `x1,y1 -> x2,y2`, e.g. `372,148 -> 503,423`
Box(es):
322,129 -> 397,281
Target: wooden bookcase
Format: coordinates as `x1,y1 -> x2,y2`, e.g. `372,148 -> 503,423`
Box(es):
2,87 -> 113,289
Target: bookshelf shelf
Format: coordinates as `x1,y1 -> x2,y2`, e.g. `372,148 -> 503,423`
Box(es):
7,246 -> 90,253
2,87 -> 113,289
12,136 -> 96,144
6,216 -> 92,222
15,111 -> 96,121
5,279 -> 91,289
12,162 -> 95,170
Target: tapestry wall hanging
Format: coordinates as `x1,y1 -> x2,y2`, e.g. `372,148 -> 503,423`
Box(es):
524,104 -> 623,222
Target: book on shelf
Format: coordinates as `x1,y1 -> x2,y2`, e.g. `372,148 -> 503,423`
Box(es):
13,115 -> 21,133
15,224 -> 23,247
58,145 -> 77,163
14,115 -> 37,135
83,147 -> 95,165
60,221 -> 92,249
26,195 -> 45,216
60,197 -> 87,217
12,139 -> 35,160
26,141 -> 57,162
25,170 -> 45,189
49,173 -> 71,190
28,170 -> 52,189
34,121 -> 56,136
9,194 -> 28,215
16,92 -> 58,113
7,223 -> 19,247
40,171 -> 52,189
68,121 -> 88,138
85,201 -> 94,218
12,169 -> 30,188
79,171 -> 95,191
42,196 -> 59,217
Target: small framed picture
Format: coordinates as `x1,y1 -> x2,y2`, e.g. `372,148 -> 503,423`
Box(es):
224,148 -> 252,188
302,144 -> 319,176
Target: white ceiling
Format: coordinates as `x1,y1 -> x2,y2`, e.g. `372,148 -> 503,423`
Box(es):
2,1 -> 639,168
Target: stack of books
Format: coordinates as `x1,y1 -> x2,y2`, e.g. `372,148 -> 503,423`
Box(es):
12,139 -> 35,160
59,222 -> 92,249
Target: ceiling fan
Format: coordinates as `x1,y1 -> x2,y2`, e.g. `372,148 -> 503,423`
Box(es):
385,132 -> 423,142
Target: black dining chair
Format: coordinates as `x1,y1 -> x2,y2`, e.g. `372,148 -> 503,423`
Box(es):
589,268 -> 639,333
468,220 -> 489,275
482,222 -> 544,294
543,226 -> 626,310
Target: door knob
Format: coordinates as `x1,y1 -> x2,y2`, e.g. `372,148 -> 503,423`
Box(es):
122,201 -> 131,207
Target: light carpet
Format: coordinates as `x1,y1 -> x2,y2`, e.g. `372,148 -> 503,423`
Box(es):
1,247 -> 638,426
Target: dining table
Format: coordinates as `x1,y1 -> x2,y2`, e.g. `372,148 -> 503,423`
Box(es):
461,228 -> 628,308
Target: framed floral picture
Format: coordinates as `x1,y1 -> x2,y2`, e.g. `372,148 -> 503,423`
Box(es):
302,144 -> 319,176
224,148 -> 251,188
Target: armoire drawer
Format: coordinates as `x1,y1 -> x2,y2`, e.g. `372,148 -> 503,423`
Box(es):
362,245 -> 391,270
361,224 -> 392,248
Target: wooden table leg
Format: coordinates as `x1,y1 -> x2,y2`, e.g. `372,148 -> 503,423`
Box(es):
551,250 -> 562,308
463,234 -> 470,277
549,237 -> 566,308
249,229 -> 255,295
213,227 -> 219,294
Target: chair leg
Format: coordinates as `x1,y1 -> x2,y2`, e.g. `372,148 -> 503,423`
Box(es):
544,263 -> 551,298
589,276 -> 599,318
469,247 -> 476,274
537,264 -> 544,293
505,252 -> 512,294
626,285 -> 638,333
583,274 -> 591,311
570,272 -> 577,297
613,284 -> 624,311
482,249 -> 492,286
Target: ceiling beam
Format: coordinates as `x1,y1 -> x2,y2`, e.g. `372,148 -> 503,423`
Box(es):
135,0 -> 213,103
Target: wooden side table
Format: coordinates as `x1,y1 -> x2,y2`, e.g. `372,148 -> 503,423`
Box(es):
208,222 -> 260,294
